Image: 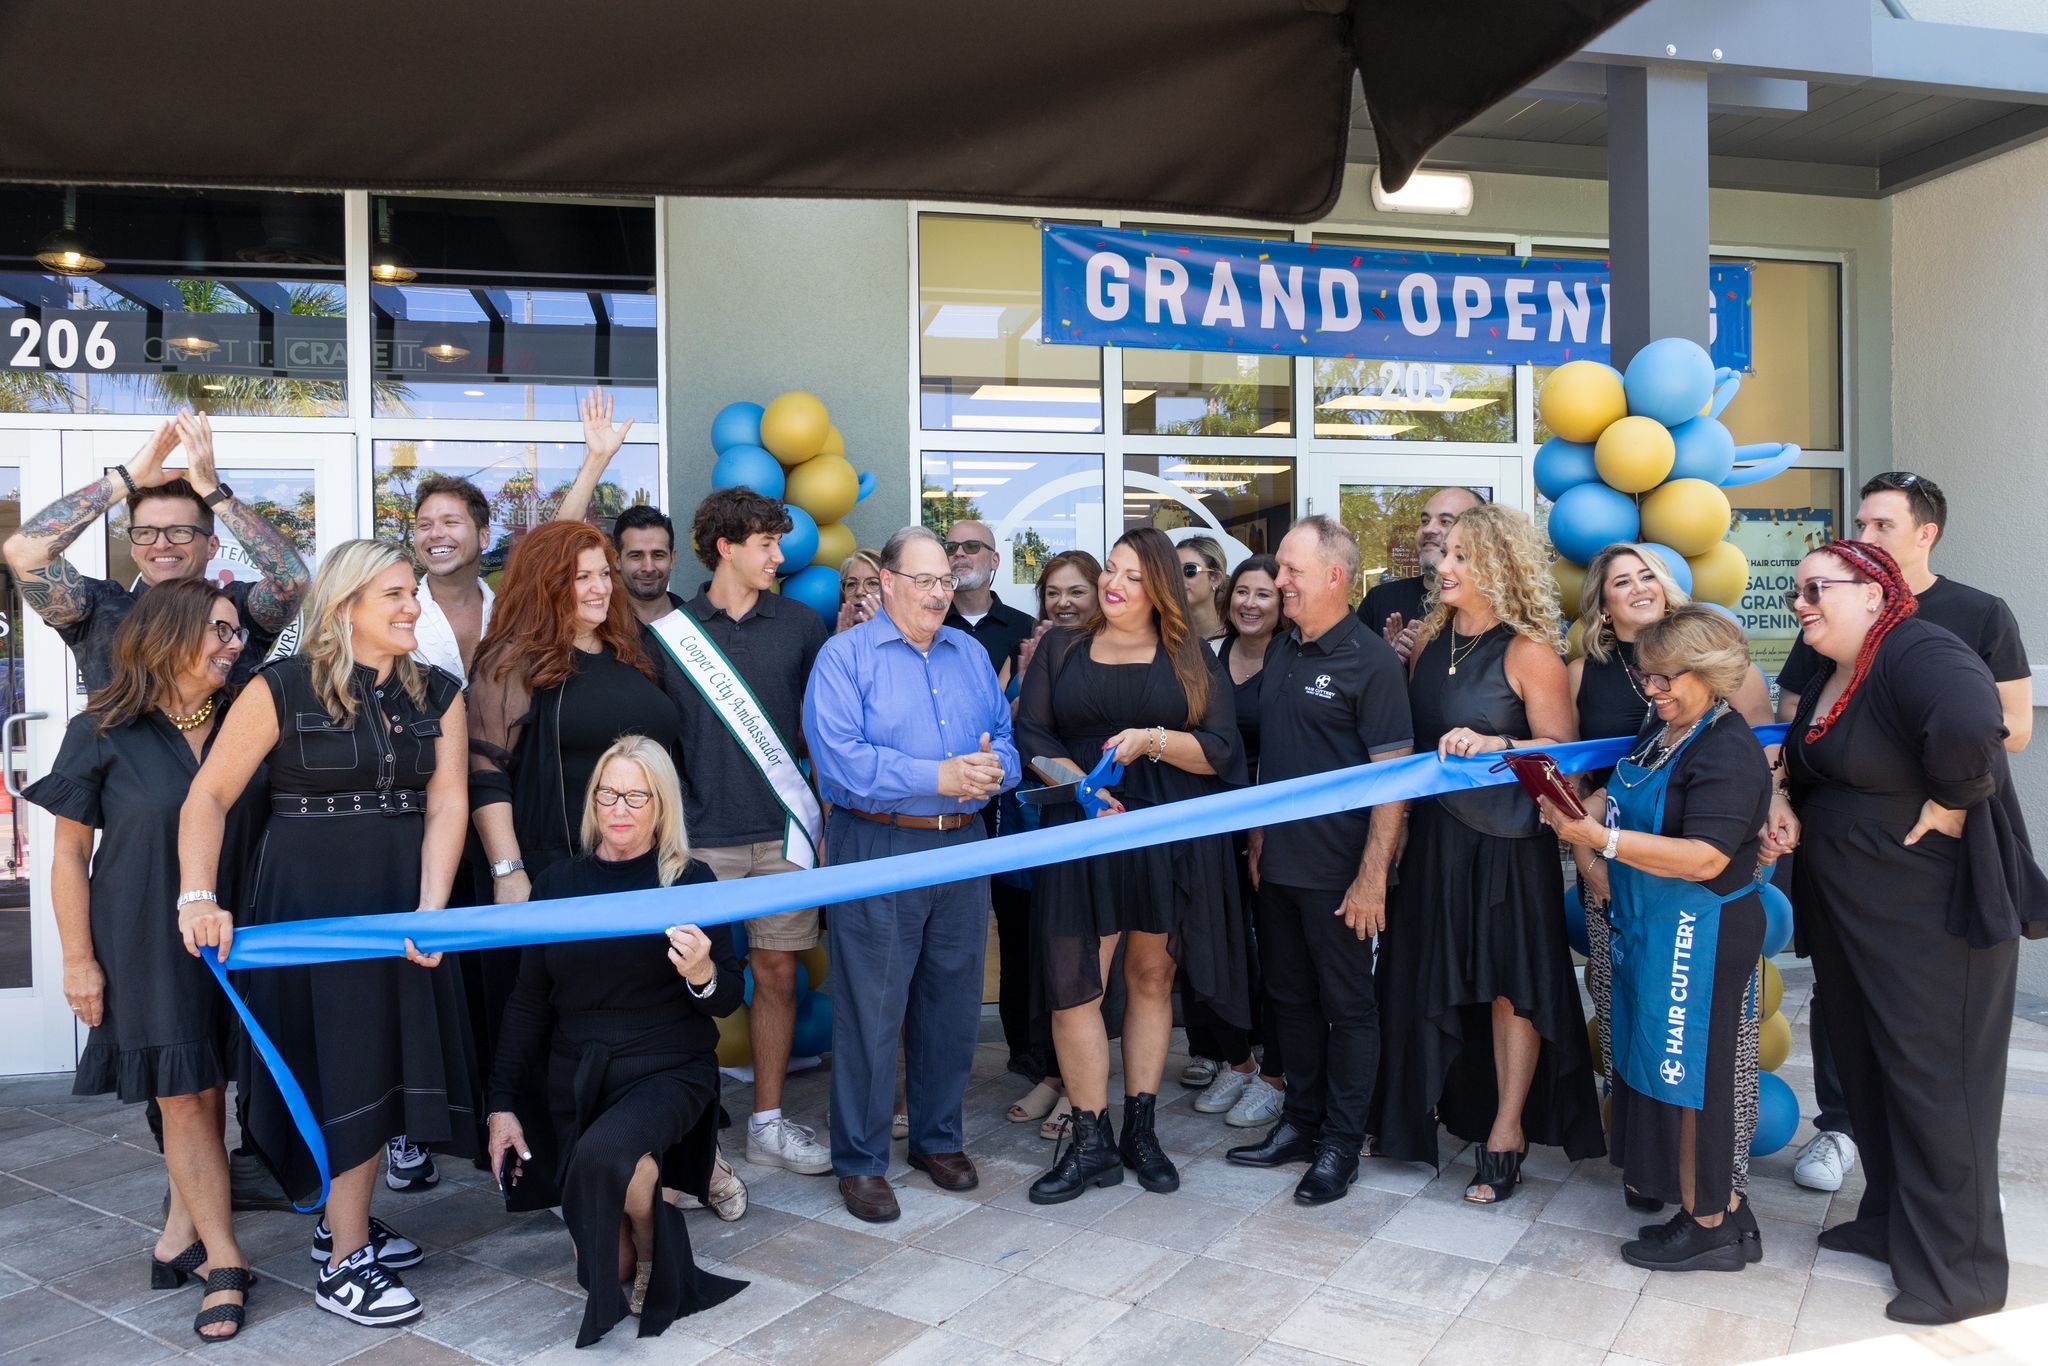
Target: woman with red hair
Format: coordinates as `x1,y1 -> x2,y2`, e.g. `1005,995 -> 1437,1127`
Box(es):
1771,540 -> 2046,1325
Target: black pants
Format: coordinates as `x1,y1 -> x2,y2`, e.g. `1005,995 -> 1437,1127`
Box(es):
993,879 -> 1037,1070
1259,881 -> 1377,1146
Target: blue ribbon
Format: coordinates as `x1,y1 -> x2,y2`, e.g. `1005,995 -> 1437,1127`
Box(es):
217,725 -> 1788,1207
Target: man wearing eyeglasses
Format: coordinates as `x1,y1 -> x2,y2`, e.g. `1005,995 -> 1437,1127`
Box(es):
941,521 -> 1034,685
4,409 -> 309,695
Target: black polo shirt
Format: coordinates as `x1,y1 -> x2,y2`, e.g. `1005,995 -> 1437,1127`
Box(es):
1777,575 -> 2030,697
945,597 -> 1035,678
1257,611 -> 1415,892
1356,575 -> 1426,637
58,575 -> 280,694
670,588 -> 829,847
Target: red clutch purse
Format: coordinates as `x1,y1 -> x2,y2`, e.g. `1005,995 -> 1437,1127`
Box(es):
1490,750 -> 1586,821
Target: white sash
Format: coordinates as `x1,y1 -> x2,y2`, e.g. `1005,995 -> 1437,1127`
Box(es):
645,607 -> 823,869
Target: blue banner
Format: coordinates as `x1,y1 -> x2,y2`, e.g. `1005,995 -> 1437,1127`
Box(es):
1042,224 -> 1753,371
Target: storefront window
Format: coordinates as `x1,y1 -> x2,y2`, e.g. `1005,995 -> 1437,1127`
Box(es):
1308,236 -> 1515,442
0,468 -> 27,987
1728,467 -> 1844,678
107,468 -> 320,588
1342,482 -> 1498,605
1120,224 -> 1293,437
372,440 -> 661,583
369,196 -> 657,422
1120,456 -> 1295,559
919,452 -> 1105,612
2,186 -> 348,416
919,216 -> 1103,434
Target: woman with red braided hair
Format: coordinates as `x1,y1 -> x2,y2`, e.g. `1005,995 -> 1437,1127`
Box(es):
1768,539 -> 2047,1325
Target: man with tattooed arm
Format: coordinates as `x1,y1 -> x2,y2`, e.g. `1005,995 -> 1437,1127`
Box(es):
3,408 -> 310,691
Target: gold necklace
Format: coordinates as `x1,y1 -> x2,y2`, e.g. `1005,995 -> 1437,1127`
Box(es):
162,696 -> 215,732
1446,626 -> 1489,677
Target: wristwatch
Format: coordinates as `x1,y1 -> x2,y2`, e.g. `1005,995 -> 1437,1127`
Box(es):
202,483 -> 235,509
1600,828 -> 1622,861
490,858 -> 525,878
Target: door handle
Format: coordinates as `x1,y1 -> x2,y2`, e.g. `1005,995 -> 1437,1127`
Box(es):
3,710 -> 49,798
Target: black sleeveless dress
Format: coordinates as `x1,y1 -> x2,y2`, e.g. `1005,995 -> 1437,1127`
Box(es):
1373,624 -> 1604,1164
232,656 -> 480,1200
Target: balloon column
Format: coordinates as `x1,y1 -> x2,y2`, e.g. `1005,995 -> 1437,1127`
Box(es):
1537,338 -> 1800,654
709,392 -> 879,621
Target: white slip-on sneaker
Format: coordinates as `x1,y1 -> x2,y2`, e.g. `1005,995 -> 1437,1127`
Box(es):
1792,1131 -> 1858,1192
746,1115 -> 833,1175
1194,1067 -> 1254,1114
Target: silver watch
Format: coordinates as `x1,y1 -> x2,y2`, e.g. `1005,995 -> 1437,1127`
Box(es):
1600,828 -> 1622,861
490,859 -> 525,878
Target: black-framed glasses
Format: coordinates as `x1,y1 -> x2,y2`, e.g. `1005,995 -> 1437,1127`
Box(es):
206,620 -> 250,647
1782,579 -> 1861,608
943,539 -> 993,557
894,572 -> 958,592
593,787 -> 652,809
127,524 -> 207,546
1639,669 -> 1692,694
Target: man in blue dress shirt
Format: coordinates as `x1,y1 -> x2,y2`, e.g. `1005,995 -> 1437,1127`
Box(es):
802,525 -> 1021,1223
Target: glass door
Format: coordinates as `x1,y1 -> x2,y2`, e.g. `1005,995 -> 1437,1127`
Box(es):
1302,453 -> 1520,607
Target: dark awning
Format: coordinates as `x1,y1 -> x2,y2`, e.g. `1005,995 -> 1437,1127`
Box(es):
0,0 -> 1644,223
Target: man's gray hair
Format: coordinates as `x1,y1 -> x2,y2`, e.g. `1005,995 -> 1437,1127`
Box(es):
880,525 -> 946,572
1293,514 -> 1360,586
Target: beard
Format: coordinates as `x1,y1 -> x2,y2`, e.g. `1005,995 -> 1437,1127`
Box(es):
950,565 -> 992,592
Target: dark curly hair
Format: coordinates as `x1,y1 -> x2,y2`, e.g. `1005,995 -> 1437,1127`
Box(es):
413,474 -> 489,532
690,487 -> 793,572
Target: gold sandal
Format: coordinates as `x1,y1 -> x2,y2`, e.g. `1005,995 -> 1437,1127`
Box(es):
1008,1081 -> 1062,1123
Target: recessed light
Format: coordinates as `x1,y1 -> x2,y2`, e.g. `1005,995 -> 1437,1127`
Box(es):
463,389 -> 485,397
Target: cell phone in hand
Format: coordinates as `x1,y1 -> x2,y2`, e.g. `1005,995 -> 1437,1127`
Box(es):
497,1145 -> 520,1191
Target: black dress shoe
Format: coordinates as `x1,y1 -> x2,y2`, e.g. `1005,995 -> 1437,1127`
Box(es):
1119,1094 -> 1179,1194
1224,1120 -> 1317,1168
1030,1107 -> 1123,1205
1885,1291 -> 1998,1326
1817,1214 -> 1888,1263
1293,1142 -> 1359,1206
1621,1211 -> 1745,1272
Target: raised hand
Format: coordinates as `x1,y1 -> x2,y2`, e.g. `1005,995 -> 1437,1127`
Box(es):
125,419 -> 183,488
580,388 -> 635,468
172,408 -> 220,493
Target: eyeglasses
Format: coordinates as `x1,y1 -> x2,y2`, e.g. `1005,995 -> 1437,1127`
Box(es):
206,620 -> 250,647
943,539 -> 993,557
1782,579 -> 1862,608
1638,669 -> 1692,693
894,573 -> 958,593
126,524 -> 207,546
1866,471 -> 1923,491
593,787 -> 652,809
842,577 -> 881,598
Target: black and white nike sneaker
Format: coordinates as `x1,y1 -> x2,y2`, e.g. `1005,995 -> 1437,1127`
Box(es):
310,1216 -> 423,1269
315,1244 -> 422,1326
385,1136 -> 440,1191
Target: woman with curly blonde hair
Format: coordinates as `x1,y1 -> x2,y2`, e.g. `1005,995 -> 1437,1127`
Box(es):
1371,502 -> 1604,1201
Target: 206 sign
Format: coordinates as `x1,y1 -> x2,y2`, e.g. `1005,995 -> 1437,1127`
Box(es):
8,318 -> 117,371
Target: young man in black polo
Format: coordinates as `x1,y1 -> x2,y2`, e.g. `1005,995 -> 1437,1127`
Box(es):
1227,515 -> 1413,1206
667,488 -> 833,1176
1357,486 -> 1484,665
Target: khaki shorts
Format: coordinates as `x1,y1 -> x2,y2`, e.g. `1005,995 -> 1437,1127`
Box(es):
695,839 -> 821,952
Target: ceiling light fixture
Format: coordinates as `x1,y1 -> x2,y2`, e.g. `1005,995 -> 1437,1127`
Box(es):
35,188 -> 105,276
166,322 -> 221,359
1370,169 -> 1474,216
422,337 -> 470,364
371,200 -> 416,285
969,384 -> 1155,405
1319,394 -> 1496,415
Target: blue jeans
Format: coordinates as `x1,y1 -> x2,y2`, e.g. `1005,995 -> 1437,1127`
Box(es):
824,810 -> 990,1176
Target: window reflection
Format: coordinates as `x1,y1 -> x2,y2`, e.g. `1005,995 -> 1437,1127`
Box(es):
1728,467 -> 1843,679
1342,482 -> 1497,605
1121,224 -> 1292,437
918,452 -> 1105,614
1121,456 -> 1295,560
0,468 -> 28,987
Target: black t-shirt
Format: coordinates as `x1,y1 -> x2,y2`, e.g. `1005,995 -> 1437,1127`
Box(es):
59,576 -> 280,694
1356,575 -> 1426,638
670,589 -> 828,847
1631,710 -> 1773,897
558,645 -> 685,847
945,598 -> 1035,678
1256,613 -> 1415,891
1778,575 -> 2029,697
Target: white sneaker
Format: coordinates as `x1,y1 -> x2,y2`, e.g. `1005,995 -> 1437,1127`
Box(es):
315,1245 -> 422,1326
383,1136 -> 439,1192
1194,1067 -> 1254,1114
746,1115 -> 832,1175
1180,1057 -> 1220,1088
1793,1131 -> 1858,1192
1226,1075 -> 1285,1128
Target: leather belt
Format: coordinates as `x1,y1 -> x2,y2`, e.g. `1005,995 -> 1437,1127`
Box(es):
272,789 -> 427,817
850,808 -> 976,833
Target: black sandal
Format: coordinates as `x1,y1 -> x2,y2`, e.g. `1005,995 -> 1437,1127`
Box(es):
150,1239 -> 207,1289
1464,1146 -> 1526,1204
192,1266 -> 252,1341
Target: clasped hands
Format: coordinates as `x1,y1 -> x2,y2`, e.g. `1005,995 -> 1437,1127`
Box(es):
938,732 -> 1006,802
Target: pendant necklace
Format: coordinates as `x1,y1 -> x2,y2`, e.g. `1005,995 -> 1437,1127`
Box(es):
162,696 -> 216,732
1446,625 -> 1488,677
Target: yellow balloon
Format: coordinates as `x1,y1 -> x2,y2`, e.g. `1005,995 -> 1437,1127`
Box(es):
785,453 -> 861,524
818,425 -> 847,459
1539,360 -> 1628,444
812,520 -> 856,571
715,1003 -> 753,1068
1552,558 -> 1587,619
1640,478 -> 1733,558
1760,958 -> 1784,1019
795,943 -> 830,990
761,391 -> 832,467
1759,1010 -> 1792,1073
1687,539 -> 1749,608
1565,616 -> 1588,661
1594,416 -> 1677,494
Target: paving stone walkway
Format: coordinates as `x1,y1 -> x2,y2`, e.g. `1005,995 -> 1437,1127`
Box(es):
3,961 -> 2045,1365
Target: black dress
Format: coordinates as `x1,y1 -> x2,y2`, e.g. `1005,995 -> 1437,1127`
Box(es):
1374,624 -> 1604,1164
232,656 -> 479,1200
1788,616 -> 2042,1321
489,852 -> 747,1348
1015,628 -> 1249,1024
23,703 -> 266,1101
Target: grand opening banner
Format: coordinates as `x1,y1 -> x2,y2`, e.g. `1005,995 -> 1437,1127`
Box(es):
1042,225 -> 1753,371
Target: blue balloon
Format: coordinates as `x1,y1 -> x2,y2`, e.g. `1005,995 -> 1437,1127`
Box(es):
712,445 -> 785,499
778,506 -> 819,575
1668,416 -> 1736,485
1548,483 -> 1641,565
781,563 -> 842,621
1752,1071 -> 1800,1157
710,401 -> 765,455
1535,437 -> 1601,501
1624,337 -> 1717,427
742,960 -> 809,1006
1563,883 -> 1591,959
856,470 -> 878,503
791,991 -> 833,1058
1760,881 -> 1794,958
1635,543 -> 1695,598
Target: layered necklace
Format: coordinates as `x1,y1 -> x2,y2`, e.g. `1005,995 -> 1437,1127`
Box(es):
1616,700 -> 1726,786
1446,623 -> 1491,677
162,695 -> 216,732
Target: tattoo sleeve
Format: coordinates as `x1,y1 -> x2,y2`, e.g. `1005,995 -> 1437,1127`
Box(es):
16,479 -> 116,560
17,557 -> 92,627
216,501 -> 311,632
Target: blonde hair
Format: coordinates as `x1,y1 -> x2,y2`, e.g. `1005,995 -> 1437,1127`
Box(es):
300,539 -> 425,727
1579,543 -> 1692,664
1413,503 -> 1563,654
578,735 -> 693,888
839,548 -> 882,586
1635,605 -> 1752,700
